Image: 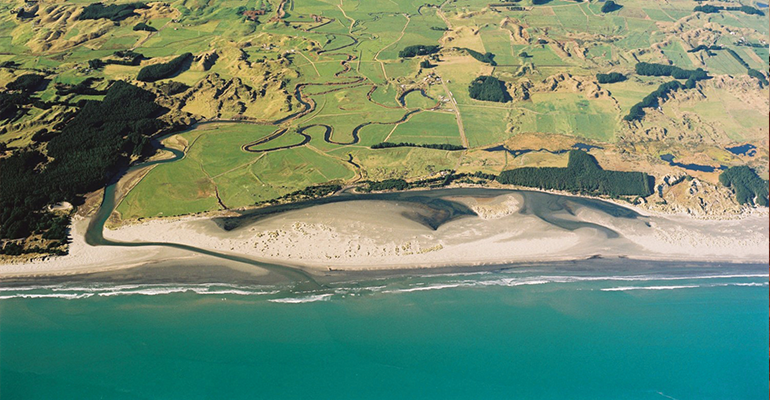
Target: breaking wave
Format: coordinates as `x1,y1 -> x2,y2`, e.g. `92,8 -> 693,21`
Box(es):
0,271 -> 766,301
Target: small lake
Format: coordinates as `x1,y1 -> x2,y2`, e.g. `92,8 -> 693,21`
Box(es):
726,144 -> 757,156
660,154 -> 727,173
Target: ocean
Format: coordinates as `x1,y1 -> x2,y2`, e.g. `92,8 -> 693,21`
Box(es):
0,261 -> 767,399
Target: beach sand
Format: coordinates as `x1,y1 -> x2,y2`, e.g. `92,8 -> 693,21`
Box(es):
2,190 -> 766,279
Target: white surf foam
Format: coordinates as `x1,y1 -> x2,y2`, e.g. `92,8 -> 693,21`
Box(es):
600,285 -> 700,292
268,293 -> 333,303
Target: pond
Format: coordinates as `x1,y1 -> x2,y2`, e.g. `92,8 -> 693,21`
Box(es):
726,144 -> 757,156
660,154 -> 727,173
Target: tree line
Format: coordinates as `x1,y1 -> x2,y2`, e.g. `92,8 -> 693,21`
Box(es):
496,150 -> 654,197
625,63 -> 709,121
694,4 -> 764,16
723,48 -> 768,87
371,142 -> 465,151
358,171 -> 497,193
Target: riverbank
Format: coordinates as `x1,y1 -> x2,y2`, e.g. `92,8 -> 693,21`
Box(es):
1,189 -> 766,280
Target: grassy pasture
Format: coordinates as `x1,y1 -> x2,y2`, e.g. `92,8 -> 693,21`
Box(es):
479,29 -> 518,65
460,105 -> 512,147
2,0 -> 767,221
661,41 -> 695,69
387,111 -> 462,145
117,123 -> 357,218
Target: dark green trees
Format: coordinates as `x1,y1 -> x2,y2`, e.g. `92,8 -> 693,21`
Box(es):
719,166 -> 769,206
399,45 -> 440,58
601,1 -> 622,13
694,4 -> 764,15
496,150 -> 654,197
6,74 -> 47,92
747,69 -> 768,86
625,63 -> 709,121
371,142 -> 465,150
0,81 -> 171,241
79,2 -> 147,21
133,22 -> 157,32
468,76 -> 511,102
596,72 -> 625,83
459,48 -> 497,65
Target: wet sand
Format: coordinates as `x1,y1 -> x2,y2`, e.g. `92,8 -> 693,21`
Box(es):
1,189 -> 766,281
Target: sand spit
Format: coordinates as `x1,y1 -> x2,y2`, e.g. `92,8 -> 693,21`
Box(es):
1,191 -> 767,278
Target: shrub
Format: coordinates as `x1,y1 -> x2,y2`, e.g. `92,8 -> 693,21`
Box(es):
133,22 -> 157,32
747,69 -> 768,86
596,72 -> 625,83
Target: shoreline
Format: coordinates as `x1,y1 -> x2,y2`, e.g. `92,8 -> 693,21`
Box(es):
1,188 -> 767,282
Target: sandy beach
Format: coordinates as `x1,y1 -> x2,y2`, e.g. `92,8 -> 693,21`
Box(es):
1,189 -> 766,280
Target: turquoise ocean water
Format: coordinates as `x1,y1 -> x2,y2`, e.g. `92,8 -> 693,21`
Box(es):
1,262 -> 767,399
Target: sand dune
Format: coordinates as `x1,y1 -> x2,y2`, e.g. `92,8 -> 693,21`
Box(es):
1,190 -> 767,278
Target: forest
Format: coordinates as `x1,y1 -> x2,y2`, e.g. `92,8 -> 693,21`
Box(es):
78,2 -> 148,21
137,53 -> 193,82
0,81 -> 172,245
468,76 -> 511,102
496,150 -> 654,197
719,166 -> 769,206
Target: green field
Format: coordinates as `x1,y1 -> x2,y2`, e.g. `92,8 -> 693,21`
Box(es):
1,0 -> 767,221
